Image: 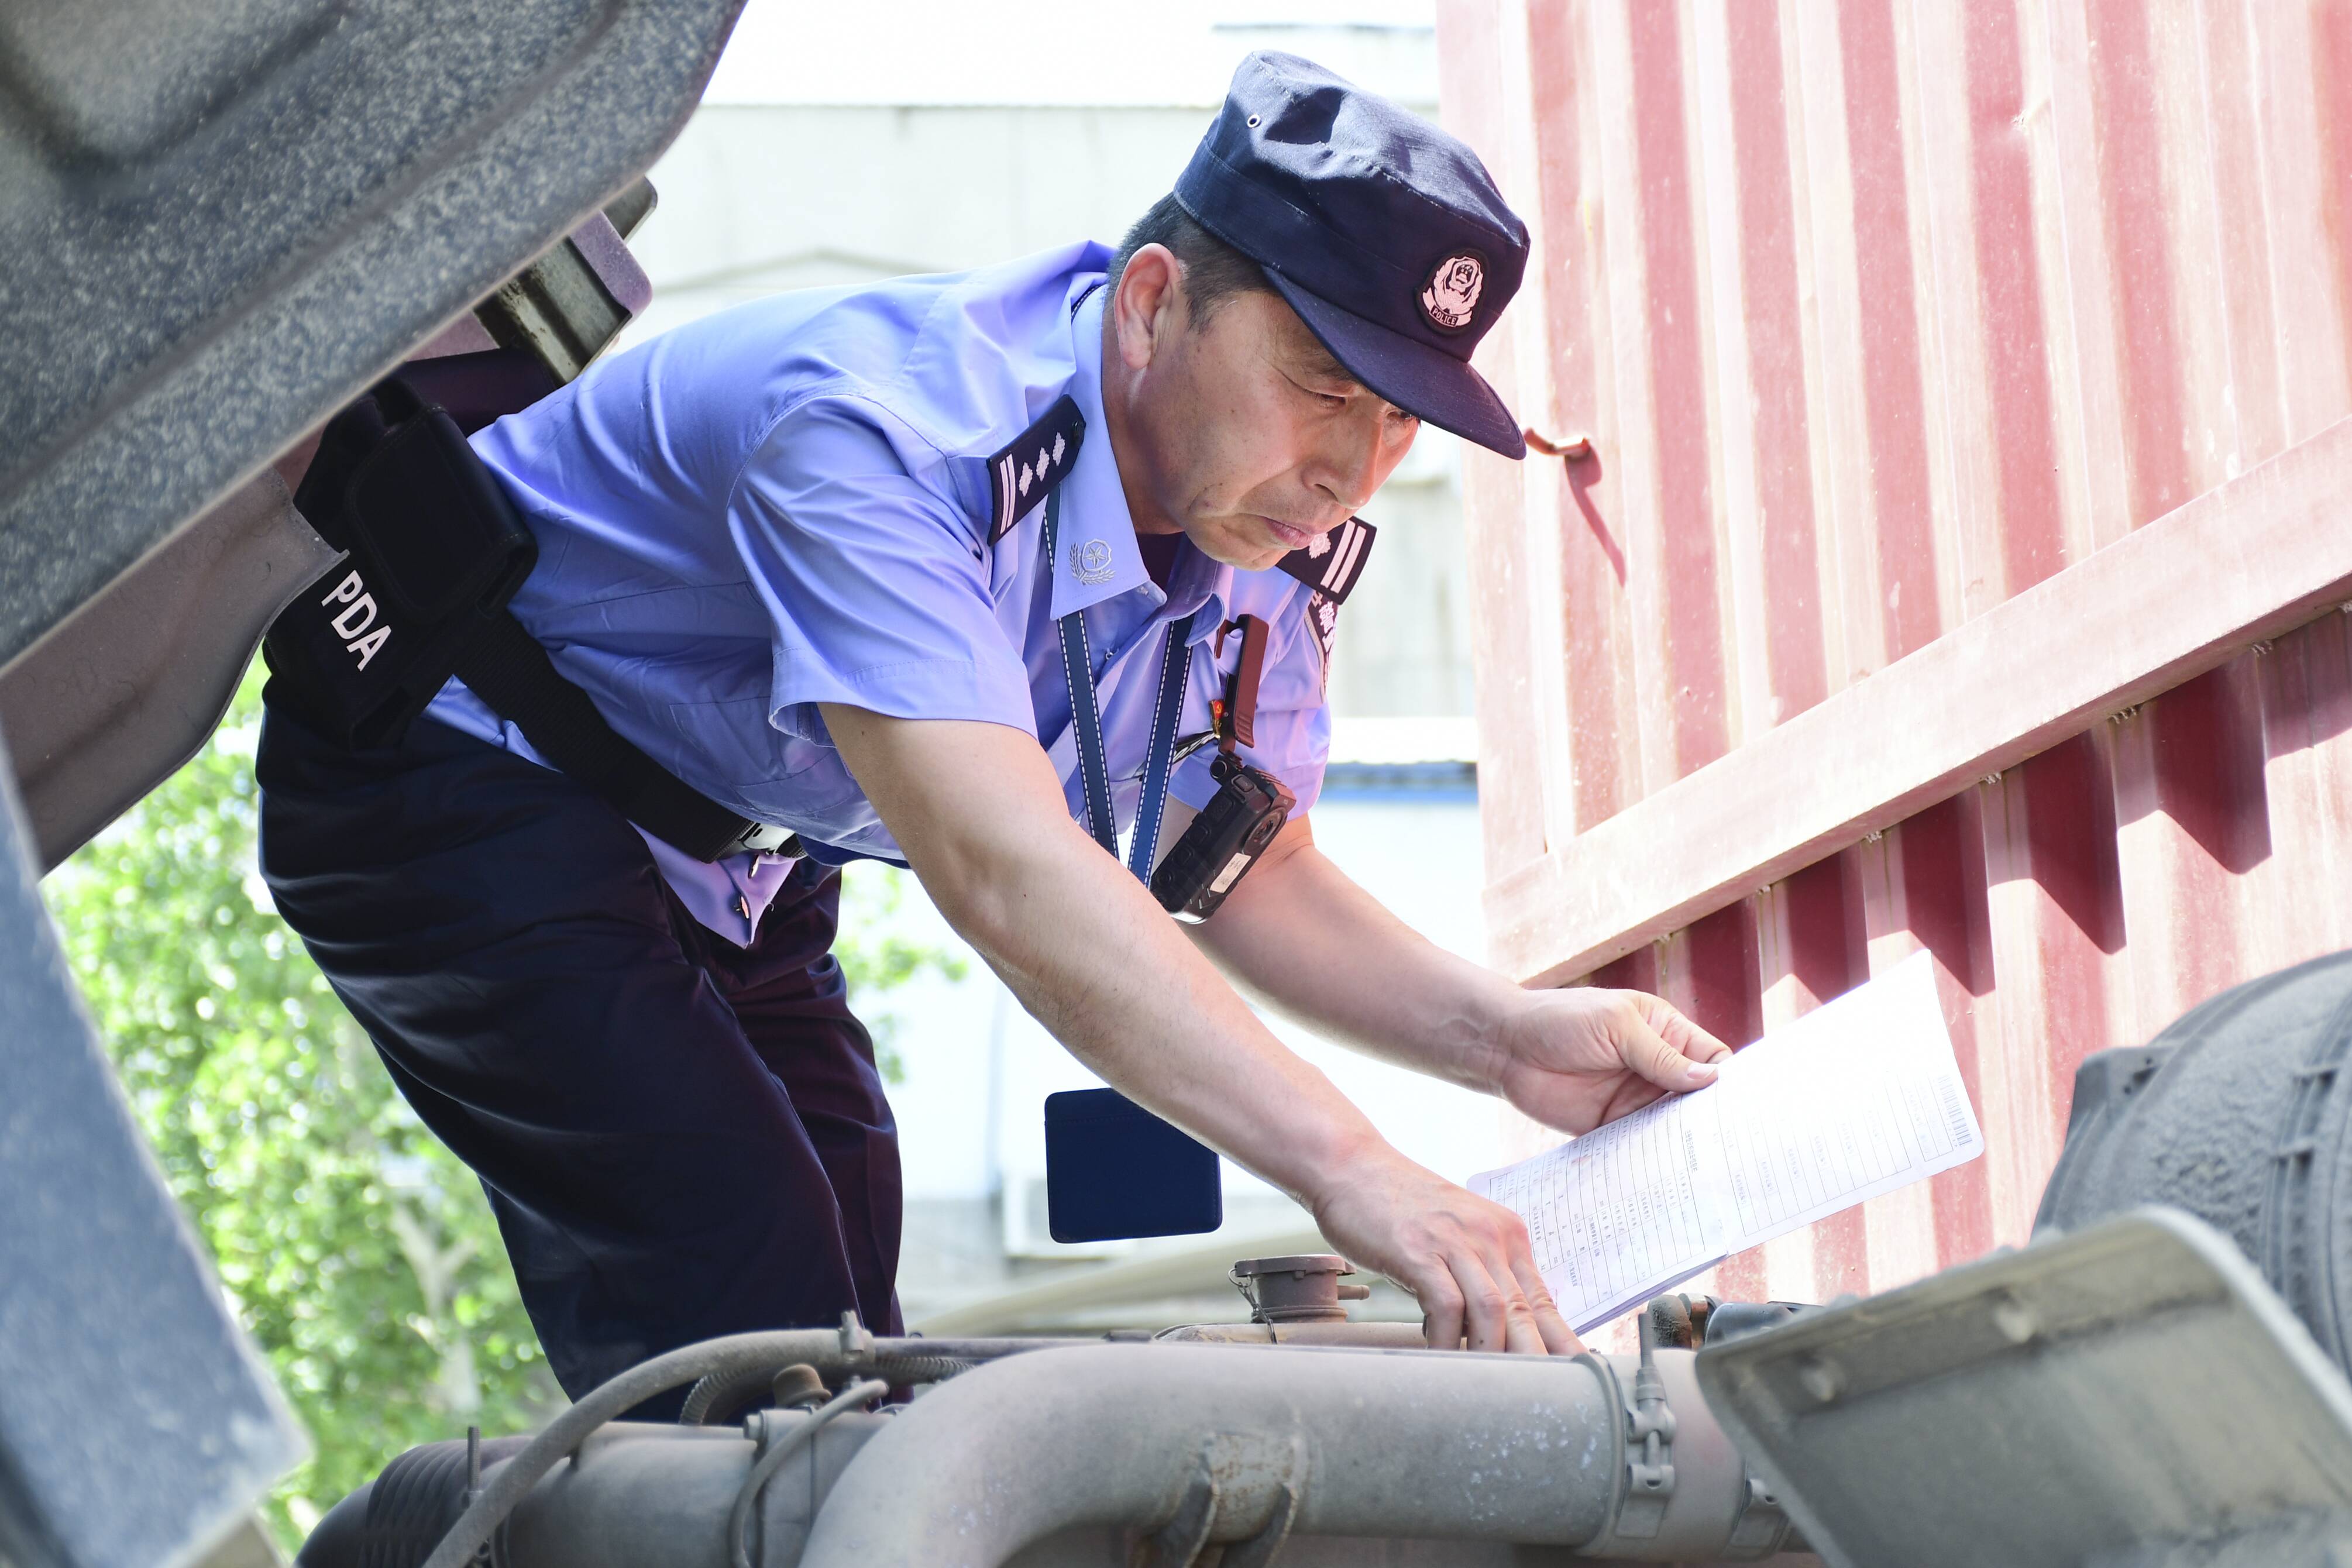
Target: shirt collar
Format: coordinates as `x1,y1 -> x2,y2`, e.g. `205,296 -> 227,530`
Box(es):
1050,285 -> 1154,621
1050,279 -> 1239,647
1170,546 -> 1233,652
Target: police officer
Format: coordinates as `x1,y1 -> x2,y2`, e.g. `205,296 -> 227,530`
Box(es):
257,52 -> 1730,1407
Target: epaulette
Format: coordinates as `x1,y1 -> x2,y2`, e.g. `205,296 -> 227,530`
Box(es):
987,394 -> 1085,544
1275,516 -> 1376,688
1275,515 -> 1376,603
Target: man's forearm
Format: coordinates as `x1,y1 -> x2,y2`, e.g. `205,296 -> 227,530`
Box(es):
1191,817 -> 1527,1092
951,822 -> 1388,1198
819,707 -> 1390,1207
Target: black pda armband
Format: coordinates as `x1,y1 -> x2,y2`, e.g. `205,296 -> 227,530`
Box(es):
264,367 -> 541,749
1148,613 -> 1293,923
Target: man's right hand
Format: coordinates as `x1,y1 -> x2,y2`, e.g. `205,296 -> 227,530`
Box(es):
1306,1143 -> 1582,1354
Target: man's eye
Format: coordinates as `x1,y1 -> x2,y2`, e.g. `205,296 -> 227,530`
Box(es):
1284,372 -> 1353,409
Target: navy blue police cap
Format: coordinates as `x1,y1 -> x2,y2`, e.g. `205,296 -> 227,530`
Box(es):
1175,51 -> 1530,459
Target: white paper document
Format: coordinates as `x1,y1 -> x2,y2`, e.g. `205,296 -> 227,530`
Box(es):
1469,950 -> 1985,1333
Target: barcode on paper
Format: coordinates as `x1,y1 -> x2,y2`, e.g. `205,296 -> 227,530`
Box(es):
1937,1074 -> 1970,1147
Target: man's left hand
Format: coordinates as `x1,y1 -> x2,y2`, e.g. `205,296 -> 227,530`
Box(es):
1488,989 -> 1733,1134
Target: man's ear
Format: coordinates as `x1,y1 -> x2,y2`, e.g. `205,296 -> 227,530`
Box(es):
1110,243 -> 1183,372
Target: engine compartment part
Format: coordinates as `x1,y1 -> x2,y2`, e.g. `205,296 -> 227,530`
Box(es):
469,209 -> 653,385
1150,1320 -> 1429,1349
409,1318 -> 1134,1568
1645,1294 -> 1820,1352
0,734 -> 304,1568
675,1332 -> 1103,1425
1698,1207 -> 2352,1568
1225,1254 -> 1371,1324
726,1378 -> 888,1568
298,1420 -> 892,1568
2035,947 -> 2352,1370
317,1203 -> 2352,1568
0,473 -> 339,871
257,933 -> 2352,1568
802,1343 -> 1694,1566
0,0 -> 741,681
302,1333 -> 1798,1568
0,196 -> 661,869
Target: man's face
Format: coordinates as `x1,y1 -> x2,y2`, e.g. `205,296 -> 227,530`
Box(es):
1107,252 -> 1421,571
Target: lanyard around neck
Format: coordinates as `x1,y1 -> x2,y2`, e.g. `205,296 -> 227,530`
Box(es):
1043,487 -> 1194,882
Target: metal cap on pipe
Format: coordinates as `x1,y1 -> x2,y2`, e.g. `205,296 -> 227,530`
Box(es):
1229,1254 -> 1373,1324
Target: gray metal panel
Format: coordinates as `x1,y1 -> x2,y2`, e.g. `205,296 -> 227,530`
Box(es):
0,720 -> 306,1568
1695,1209 -> 2352,1568
0,472 -> 338,870
0,0 -> 743,672
0,192 -> 658,869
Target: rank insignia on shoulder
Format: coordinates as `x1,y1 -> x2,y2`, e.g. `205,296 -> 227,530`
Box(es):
1305,588 -> 1343,693
1275,515 -> 1376,604
988,393 -> 1086,544
1274,517 -> 1374,696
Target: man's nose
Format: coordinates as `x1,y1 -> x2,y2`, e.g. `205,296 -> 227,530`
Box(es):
1306,418 -> 1388,513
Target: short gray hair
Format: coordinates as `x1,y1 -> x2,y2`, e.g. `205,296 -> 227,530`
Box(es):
1107,194 -> 1274,327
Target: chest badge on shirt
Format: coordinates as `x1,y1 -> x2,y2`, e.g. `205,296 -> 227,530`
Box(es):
988,393 -> 1086,544
1070,537 -> 1116,585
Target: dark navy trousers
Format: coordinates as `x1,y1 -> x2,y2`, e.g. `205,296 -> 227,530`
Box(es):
255,696 -> 903,1414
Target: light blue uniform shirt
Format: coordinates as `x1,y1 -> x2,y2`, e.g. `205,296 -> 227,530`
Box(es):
424,243 -> 1335,945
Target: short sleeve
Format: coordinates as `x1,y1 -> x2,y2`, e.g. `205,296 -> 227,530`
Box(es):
729,396 -> 1037,742
1168,593 -> 1331,819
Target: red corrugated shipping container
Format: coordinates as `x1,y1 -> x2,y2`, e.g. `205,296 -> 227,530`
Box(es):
1435,0 -> 2352,1347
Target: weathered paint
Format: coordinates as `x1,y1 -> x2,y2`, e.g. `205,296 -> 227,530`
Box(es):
1436,0 -> 2352,1349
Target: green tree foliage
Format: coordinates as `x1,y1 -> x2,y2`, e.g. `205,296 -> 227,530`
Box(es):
834,854 -> 967,1084
42,666 -> 962,1546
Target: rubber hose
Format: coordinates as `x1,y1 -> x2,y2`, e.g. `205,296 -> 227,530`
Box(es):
416,1328 -> 852,1568
681,1352 -> 982,1426
678,1366 -> 783,1426
869,1353 -> 979,1384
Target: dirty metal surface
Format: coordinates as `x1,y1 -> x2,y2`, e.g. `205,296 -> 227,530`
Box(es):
0,191 -> 654,869
1697,1208 -> 2352,1568
0,472 -> 338,870
1437,0 -> 2352,1346
0,0 -> 741,675
0,727 -> 305,1568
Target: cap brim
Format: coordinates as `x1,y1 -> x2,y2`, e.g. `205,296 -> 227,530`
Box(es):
1264,269 -> 1527,460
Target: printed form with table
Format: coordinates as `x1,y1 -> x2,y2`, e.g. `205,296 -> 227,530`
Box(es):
1471,950 -> 1986,1333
